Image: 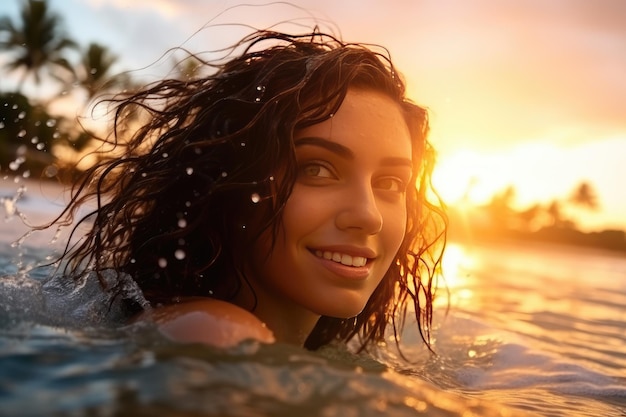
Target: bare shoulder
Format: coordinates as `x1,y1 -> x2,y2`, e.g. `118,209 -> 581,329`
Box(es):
136,298 -> 275,348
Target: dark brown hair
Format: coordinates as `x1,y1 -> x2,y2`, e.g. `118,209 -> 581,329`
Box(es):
52,30 -> 447,351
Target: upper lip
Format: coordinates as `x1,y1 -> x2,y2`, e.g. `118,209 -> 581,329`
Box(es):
309,245 -> 377,259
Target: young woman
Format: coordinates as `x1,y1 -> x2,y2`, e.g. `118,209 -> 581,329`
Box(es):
51,30 -> 447,351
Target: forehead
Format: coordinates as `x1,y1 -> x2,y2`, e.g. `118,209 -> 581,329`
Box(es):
295,89 -> 412,158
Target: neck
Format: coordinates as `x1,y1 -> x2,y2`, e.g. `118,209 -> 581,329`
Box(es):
233,286 -> 320,347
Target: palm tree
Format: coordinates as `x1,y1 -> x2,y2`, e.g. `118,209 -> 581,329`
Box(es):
0,0 -> 76,93
76,42 -> 130,100
569,181 -> 599,211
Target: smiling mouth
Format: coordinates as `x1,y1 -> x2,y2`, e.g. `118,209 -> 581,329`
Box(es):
313,250 -> 368,267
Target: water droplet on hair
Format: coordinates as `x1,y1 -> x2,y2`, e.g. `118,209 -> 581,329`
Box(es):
22,170 -> 30,178
256,85 -> 265,91
254,97 -> 261,102
162,152 -> 168,158
0,122 -> 4,129
185,201 -> 191,207
158,258 -> 168,268
12,104 -> 18,109
186,167 -> 193,175
221,171 -> 228,177
141,173 -> 147,178
177,219 -> 187,228
269,176 -> 274,181
194,147 -> 202,155
36,143 -> 45,150
250,193 -> 260,203
45,119 -> 56,127
174,249 -> 186,260
130,258 -> 136,264
17,129 -> 26,138
329,113 -> 334,118
30,136 -> 38,144
241,224 -> 246,229
240,142 -> 246,147
17,111 -> 26,120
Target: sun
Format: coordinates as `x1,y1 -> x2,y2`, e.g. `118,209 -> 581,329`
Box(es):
431,150 -> 504,207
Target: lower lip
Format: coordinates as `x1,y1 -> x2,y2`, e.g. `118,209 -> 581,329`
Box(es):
312,254 -> 371,280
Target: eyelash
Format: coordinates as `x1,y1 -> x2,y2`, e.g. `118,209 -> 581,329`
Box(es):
374,177 -> 407,192
299,162 -> 407,192
300,162 -> 335,179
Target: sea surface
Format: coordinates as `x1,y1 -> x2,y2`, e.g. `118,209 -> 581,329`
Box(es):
1,179 -> 625,417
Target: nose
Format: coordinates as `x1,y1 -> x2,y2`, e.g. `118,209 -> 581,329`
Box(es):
335,182 -> 383,235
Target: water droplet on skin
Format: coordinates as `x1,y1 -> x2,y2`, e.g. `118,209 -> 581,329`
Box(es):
158,258 -> 168,268
186,167 -> 193,175
174,249 -> 186,260
177,219 -> 187,228
46,119 -> 56,127
250,193 -> 260,203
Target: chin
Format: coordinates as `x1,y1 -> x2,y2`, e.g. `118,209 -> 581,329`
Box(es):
317,301 -> 368,320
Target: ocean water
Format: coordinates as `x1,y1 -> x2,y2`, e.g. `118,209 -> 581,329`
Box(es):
1,179 -> 625,417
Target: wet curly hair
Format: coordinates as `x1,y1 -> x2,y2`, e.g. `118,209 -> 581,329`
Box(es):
53,30 -> 447,351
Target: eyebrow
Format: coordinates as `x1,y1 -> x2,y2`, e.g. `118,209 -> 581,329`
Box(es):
295,136 -> 412,168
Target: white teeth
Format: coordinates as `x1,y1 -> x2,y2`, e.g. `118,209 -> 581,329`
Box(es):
314,250 -> 368,267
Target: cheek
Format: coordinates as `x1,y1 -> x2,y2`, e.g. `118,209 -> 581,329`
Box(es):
382,204 -> 408,254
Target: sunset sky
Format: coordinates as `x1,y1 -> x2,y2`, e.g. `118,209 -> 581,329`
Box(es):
3,0 -> 625,230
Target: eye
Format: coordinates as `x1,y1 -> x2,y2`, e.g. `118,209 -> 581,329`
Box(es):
301,162 -> 334,179
374,177 -> 406,192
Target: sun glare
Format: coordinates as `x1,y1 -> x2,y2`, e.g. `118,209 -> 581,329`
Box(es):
432,149 -> 506,207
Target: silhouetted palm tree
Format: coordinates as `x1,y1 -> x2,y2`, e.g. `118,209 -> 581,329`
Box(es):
76,42 -> 130,100
569,181 -> 599,211
0,0 -> 76,93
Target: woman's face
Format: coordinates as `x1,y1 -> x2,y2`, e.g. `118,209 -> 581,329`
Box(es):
250,88 -> 412,320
